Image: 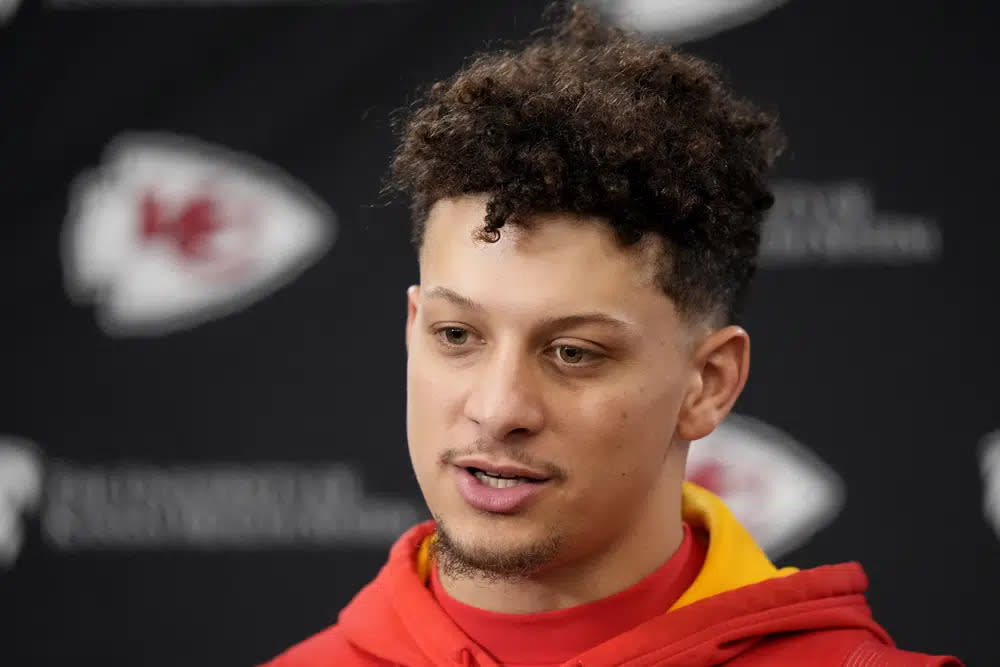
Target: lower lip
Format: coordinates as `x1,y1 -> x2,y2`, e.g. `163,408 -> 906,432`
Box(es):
453,467 -> 548,514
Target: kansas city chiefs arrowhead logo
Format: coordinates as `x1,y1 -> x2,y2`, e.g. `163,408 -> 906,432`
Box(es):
593,0 -> 791,43
686,413 -> 844,559
63,133 -> 336,336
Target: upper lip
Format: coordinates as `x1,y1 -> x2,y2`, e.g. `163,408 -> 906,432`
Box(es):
451,457 -> 551,481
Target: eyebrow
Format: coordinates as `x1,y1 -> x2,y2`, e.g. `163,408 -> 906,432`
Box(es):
423,286 -> 637,333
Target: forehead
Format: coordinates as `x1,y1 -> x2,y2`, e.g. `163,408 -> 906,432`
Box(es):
419,196 -> 671,319
421,197 -> 664,285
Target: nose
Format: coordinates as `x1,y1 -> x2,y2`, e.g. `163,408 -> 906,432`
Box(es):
463,347 -> 545,441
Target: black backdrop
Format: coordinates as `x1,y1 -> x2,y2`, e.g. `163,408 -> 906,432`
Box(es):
2,1 -> 997,665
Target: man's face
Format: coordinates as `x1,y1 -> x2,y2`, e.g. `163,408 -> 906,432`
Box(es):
405,196 -> 695,578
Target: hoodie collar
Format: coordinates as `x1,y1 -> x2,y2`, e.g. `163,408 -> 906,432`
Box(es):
671,481 -> 799,610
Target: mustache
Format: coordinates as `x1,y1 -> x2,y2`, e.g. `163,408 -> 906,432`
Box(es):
440,444 -> 567,481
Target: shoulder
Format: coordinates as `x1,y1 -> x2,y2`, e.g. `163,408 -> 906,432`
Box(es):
258,624 -> 371,667
729,629 -> 964,667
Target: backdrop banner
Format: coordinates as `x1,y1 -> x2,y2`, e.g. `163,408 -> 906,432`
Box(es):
1,1 -> 995,664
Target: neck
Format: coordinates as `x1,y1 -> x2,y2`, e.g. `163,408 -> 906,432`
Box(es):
436,459 -> 687,613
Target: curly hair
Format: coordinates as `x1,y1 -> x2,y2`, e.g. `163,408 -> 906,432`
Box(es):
386,3 -> 785,324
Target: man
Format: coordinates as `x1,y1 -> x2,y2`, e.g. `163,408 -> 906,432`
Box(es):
265,4 -> 961,666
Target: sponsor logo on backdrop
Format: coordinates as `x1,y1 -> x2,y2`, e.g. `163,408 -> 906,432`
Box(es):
760,180 -> 942,267
0,435 -> 424,568
979,430 -> 1000,540
63,133 -> 335,336
593,0 -> 790,43
685,413 -> 844,559
42,462 -> 423,548
0,438 -> 44,566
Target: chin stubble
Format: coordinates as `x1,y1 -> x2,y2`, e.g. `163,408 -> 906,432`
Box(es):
431,515 -> 564,583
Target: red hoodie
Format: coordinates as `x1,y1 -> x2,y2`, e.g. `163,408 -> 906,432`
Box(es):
264,483 -> 962,667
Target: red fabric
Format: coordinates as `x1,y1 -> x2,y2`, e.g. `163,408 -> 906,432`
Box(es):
262,521 -> 963,667
429,523 -> 704,667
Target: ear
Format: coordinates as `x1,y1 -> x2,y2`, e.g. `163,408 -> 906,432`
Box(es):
676,326 -> 750,442
405,285 -> 420,350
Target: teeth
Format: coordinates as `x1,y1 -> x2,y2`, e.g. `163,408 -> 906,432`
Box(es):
474,471 -> 525,488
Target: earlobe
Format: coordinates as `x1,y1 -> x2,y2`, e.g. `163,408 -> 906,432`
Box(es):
676,326 -> 750,442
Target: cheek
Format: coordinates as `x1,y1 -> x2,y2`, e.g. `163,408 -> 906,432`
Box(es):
406,348 -> 463,449
572,382 -> 683,476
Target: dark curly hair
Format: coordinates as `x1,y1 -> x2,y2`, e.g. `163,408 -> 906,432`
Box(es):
387,3 -> 785,324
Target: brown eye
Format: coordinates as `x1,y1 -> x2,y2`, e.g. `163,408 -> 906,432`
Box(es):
556,346 -> 586,364
442,328 -> 469,345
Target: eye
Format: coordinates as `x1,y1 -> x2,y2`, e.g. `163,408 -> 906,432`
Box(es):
555,345 -> 592,365
437,327 -> 470,346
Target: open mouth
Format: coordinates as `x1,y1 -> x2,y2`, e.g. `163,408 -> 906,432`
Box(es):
464,467 -> 546,489
453,464 -> 549,513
